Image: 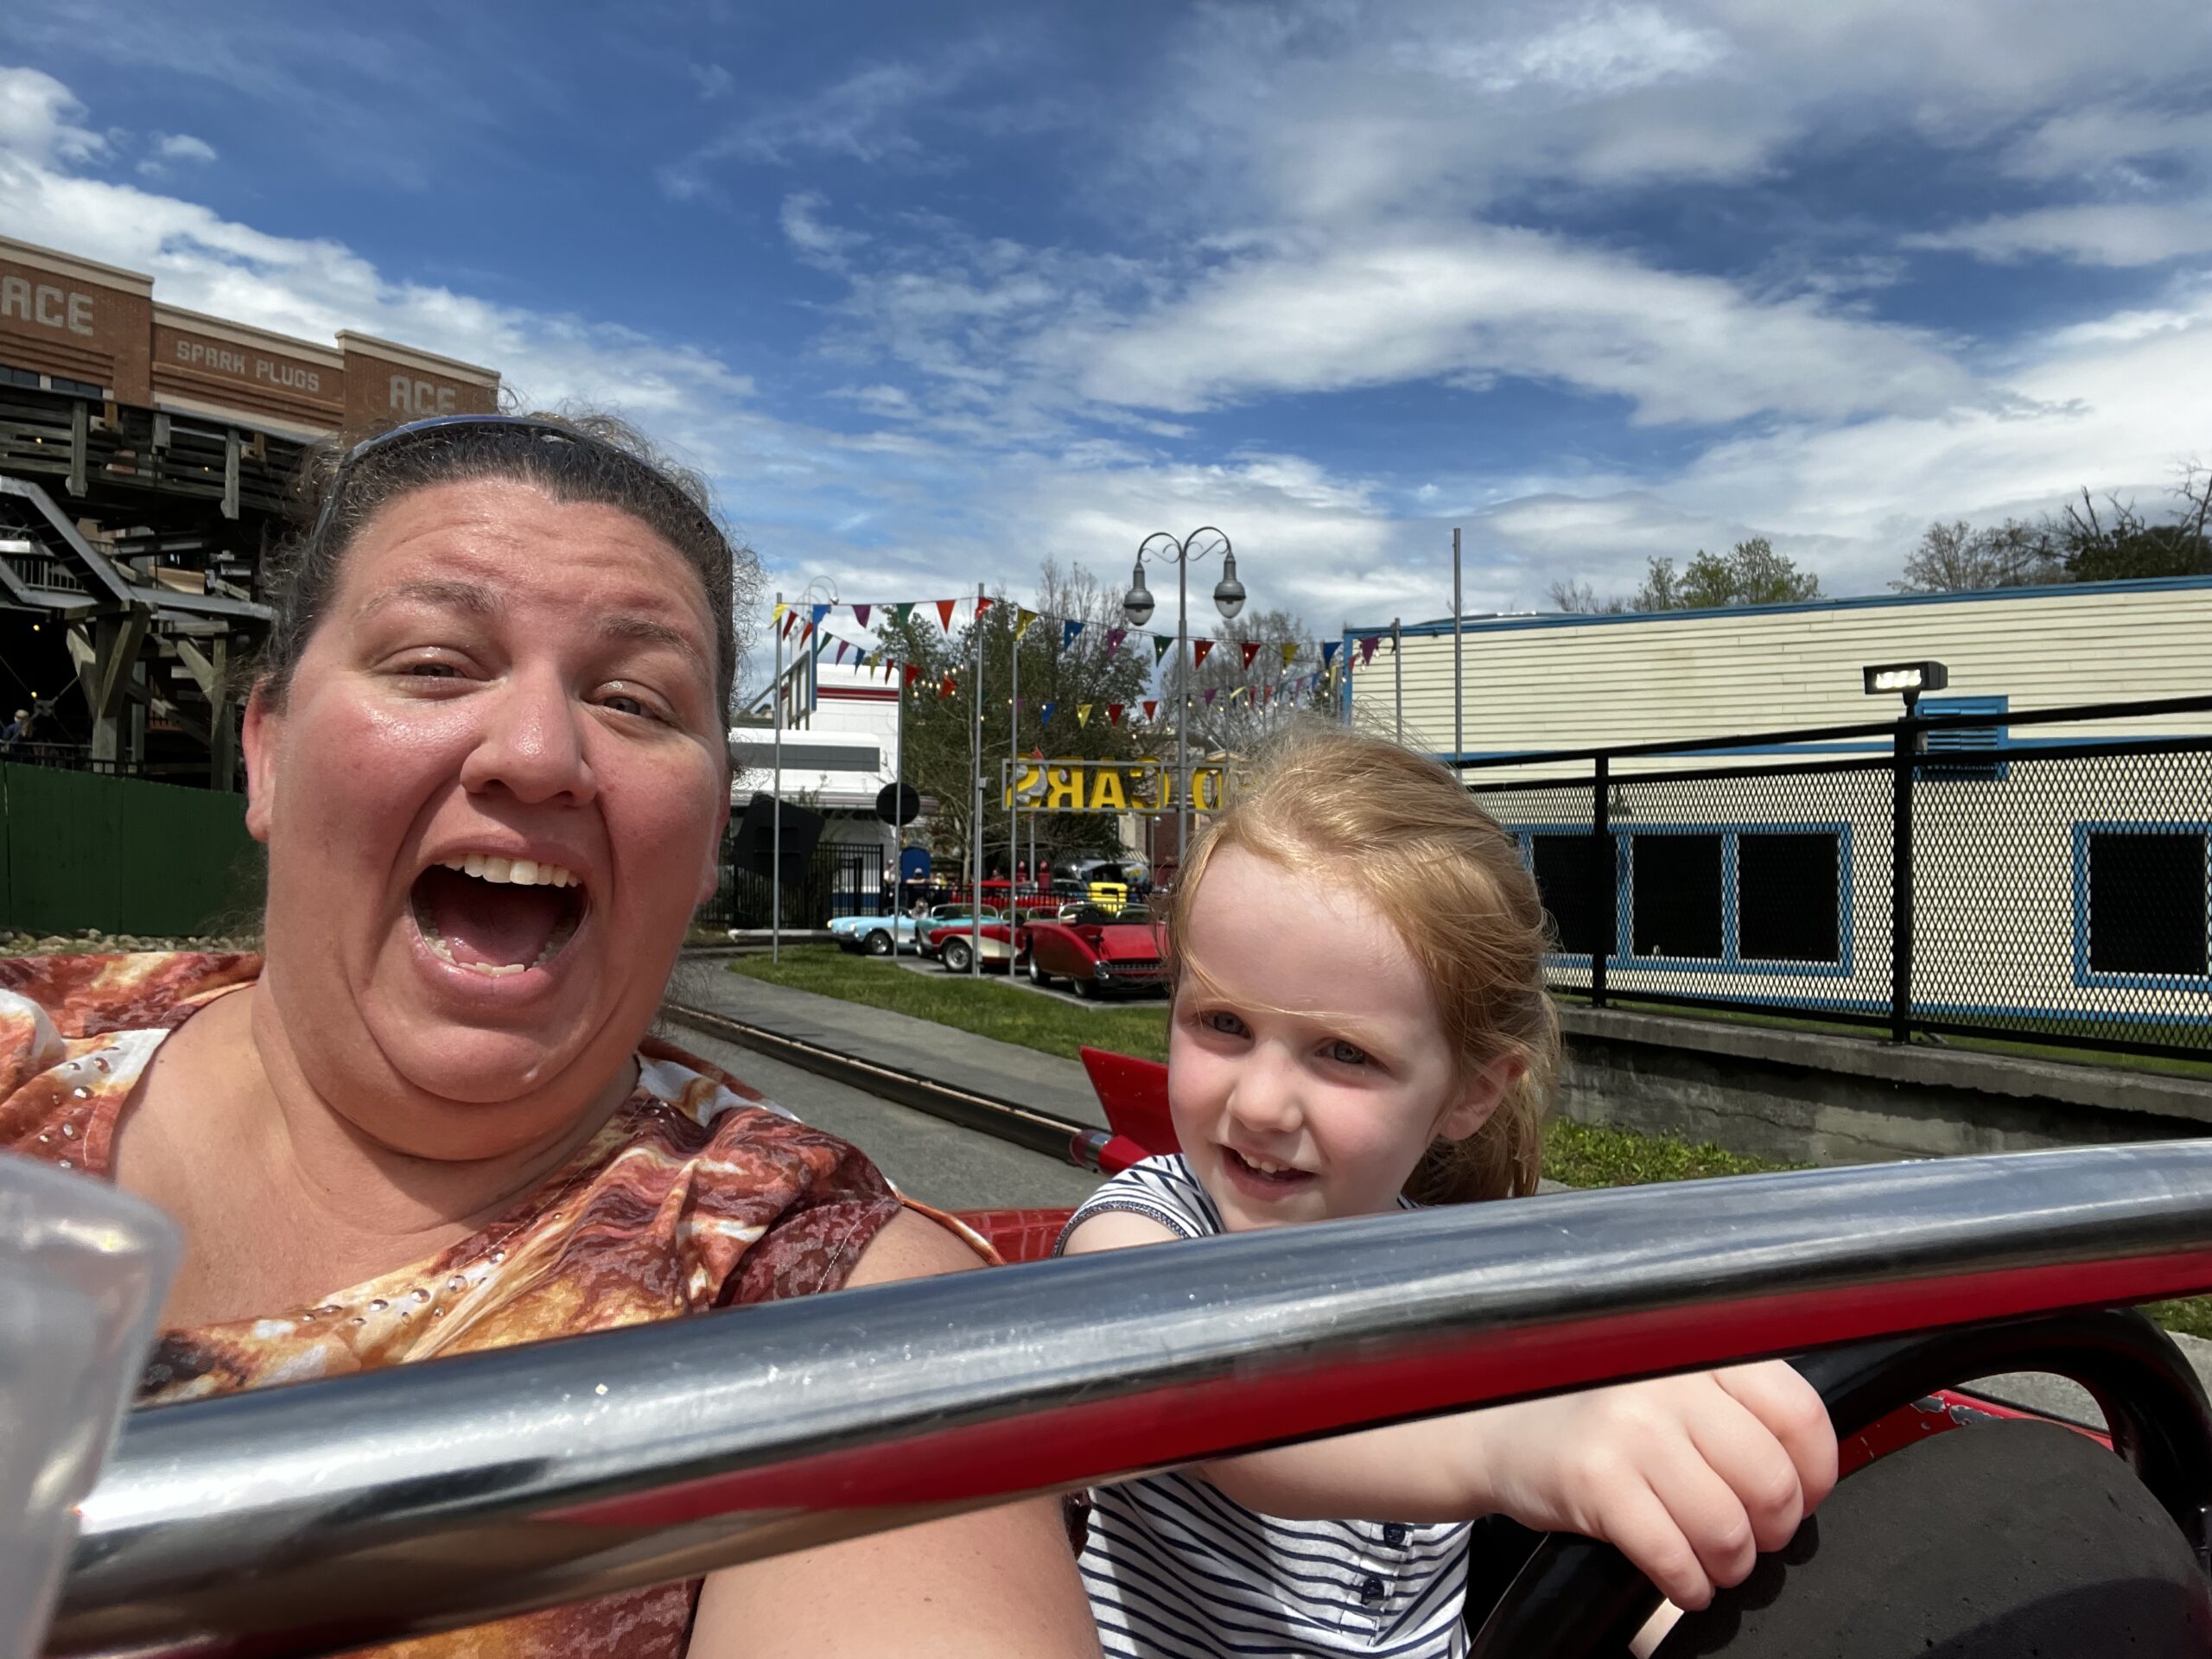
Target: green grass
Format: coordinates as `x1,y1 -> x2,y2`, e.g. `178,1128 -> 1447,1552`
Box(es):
727,946 -> 2212,1342
728,945 -> 1170,1063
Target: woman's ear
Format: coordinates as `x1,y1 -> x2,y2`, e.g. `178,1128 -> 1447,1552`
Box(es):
240,682 -> 280,845
696,793 -> 732,908
1435,1052 -> 1525,1143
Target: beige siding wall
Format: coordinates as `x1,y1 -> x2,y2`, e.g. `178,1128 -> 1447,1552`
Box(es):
1356,583 -> 2212,770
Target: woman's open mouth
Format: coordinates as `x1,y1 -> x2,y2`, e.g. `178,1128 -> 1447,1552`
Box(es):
408,855 -> 588,978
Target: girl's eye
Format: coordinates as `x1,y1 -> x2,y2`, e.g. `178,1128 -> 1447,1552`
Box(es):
1200,1009 -> 1250,1039
1326,1039 -> 1370,1066
403,660 -> 461,679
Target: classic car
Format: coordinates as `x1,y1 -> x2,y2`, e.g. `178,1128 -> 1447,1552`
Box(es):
830,903 -> 996,957
47,1045 -> 2212,1659
1019,906 -> 1169,997
926,917 -> 1020,973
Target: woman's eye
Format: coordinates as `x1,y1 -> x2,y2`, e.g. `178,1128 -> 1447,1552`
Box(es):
597,687 -> 666,721
403,660 -> 461,679
1326,1039 -> 1370,1066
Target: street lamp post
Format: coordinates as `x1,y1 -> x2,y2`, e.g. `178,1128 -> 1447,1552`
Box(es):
1123,527 -> 1243,883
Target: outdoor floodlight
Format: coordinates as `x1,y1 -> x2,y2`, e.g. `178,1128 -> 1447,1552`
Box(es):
1123,561 -> 1156,626
1863,660 -> 1948,711
1212,550 -> 1247,620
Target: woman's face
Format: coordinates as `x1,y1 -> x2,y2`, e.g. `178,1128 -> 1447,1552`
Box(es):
243,477 -> 728,1154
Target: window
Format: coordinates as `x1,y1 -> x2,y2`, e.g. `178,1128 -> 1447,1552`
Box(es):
2082,829 -> 2209,981
1630,834 -> 1724,960
1527,833 -> 1609,957
1919,695 -> 2009,782
0,363 -> 38,388
1738,833 -> 1842,964
48,375 -> 105,397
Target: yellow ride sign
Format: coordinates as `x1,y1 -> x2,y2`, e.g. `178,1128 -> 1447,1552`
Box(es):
1000,758 -> 1226,813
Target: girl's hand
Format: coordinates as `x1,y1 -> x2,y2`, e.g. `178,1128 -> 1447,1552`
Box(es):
1473,1362 -> 1838,1611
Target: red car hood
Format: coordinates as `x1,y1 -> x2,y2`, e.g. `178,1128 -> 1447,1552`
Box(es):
1092,923 -> 1166,963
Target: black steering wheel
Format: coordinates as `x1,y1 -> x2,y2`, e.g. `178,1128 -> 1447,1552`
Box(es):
1466,1306 -> 2212,1657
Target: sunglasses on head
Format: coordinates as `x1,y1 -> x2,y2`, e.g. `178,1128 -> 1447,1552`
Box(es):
308,413 -> 720,556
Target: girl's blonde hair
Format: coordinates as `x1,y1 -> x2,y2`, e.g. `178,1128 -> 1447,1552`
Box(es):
1166,724 -> 1560,1204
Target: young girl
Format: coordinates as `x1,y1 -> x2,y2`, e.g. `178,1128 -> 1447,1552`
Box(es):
1057,728 -> 1838,1657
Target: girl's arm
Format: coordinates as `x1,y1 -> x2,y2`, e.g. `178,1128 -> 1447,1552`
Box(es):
1062,1211 -> 1838,1613
688,1211 -> 1101,1658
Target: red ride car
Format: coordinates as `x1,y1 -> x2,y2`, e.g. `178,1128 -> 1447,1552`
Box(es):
1019,904 -> 1168,998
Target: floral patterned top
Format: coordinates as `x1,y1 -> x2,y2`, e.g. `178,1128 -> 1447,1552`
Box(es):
1,950 -> 944,1659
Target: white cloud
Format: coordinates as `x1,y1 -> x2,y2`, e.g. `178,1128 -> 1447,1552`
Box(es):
0,66 -> 107,163
1420,4 -> 1731,97
690,62 -> 733,101
1067,226 -> 1974,426
1906,204 -> 2212,268
152,130 -> 217,163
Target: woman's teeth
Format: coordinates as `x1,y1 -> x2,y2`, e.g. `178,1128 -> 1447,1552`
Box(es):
439,853 -> 580,888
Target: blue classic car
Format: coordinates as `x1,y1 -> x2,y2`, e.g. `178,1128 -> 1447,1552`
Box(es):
827,903 -> 1000,957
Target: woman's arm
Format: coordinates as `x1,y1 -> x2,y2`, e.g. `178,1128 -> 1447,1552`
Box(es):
686,1210 -> 1101,1659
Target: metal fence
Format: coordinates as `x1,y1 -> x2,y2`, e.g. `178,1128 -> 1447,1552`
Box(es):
1459,696 -> 2212,1063
696,837 -> 890,930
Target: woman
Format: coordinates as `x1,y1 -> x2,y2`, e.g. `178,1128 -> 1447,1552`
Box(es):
0,413 -> 1099,1659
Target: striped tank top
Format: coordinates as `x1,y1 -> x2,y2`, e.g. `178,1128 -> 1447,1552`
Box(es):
1057,1156 -> 1472,1657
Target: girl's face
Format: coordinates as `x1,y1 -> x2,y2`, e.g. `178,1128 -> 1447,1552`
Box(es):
242,478 -> 728,1157
1167,845 -> 1504,1232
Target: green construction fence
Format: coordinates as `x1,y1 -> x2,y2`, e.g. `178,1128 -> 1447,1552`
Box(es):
0,764 -> 262,938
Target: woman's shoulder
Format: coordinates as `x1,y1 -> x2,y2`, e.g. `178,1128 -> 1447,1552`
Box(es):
0,950 -> 261,1040
1056,1154 -> 1222,1253
2,953 -> 260,1160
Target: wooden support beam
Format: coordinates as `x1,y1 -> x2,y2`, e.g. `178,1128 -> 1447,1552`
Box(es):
222,429 -> 241,520
69,399 -> 89,499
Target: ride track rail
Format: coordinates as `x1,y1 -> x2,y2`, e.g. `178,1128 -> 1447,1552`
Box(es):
658,999 -> 1116,1168
51,1141 -> 2212,1659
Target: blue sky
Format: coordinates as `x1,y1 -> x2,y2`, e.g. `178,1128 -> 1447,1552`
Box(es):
3,0 -> 2209,677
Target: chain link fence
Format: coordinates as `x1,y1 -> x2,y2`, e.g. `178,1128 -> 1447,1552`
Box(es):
1462,697 -> 2212,1063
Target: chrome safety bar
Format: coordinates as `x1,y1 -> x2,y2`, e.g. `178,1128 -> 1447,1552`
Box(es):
54,1141 -> 2212,1659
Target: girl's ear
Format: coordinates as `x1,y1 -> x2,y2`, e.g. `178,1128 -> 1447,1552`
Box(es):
1435,1052 -> 1524,1142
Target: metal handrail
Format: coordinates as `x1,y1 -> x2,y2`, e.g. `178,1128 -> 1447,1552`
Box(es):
54,1141 -> 2212,1659
1450,693 -> 2212,771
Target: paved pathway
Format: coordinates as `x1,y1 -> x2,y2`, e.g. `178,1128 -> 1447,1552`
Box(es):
667,958 -> 1109,1129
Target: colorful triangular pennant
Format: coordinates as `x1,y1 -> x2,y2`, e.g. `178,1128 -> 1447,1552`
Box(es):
1014,607 -> 1039,642
1142,699 -> 1158,721
1320,640 -> 1339,668
935,599 -> 957,632
1192,639 -> 1214,668
1040,701 -> 1057,725
1359,635 -> 1379,666
852,603 -> 870,628
1108,703 -> 1124,725
1280,641 -> 1298,670
1152,635 -> 1173,665
1061,618 -> 1085,652
1241,641 -> 1262,670
1105,626 -> 1127,656
1077,703 -> 1092,728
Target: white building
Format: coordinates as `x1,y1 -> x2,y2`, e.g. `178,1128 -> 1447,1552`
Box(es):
1344,577 -> 2212,1037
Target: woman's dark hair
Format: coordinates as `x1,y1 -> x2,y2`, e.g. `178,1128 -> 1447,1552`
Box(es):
257,411 -> 739,720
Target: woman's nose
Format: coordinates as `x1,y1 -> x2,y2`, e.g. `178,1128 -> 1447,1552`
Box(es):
458,671 -> 597,806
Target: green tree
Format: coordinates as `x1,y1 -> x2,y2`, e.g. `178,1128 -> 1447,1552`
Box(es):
1891,518 -> 2063,594
1553,538 -> 1821,613
2050,486 -> 2212,582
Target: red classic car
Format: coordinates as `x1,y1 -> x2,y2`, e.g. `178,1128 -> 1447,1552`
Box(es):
1018,906 -> 1168,998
